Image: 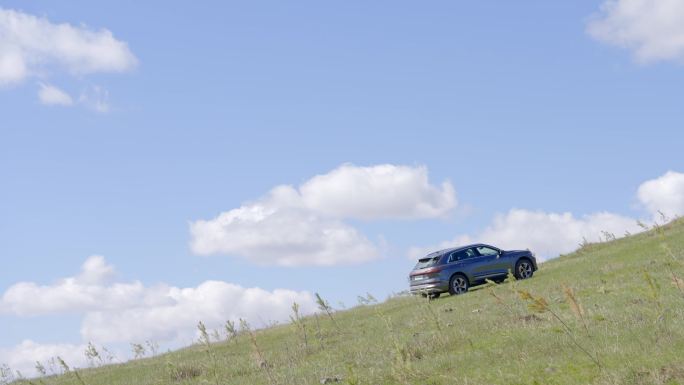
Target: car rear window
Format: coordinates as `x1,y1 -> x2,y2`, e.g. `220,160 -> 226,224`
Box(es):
414,256 -> 440,269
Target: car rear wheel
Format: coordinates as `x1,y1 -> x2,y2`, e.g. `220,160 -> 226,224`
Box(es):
515,259 -> 534,280
449,274 -> 469,295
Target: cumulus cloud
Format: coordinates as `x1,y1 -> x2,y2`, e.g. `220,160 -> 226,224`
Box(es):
190,203 -> 380,266
299,164 -> 456,219
480,210 -> 640,256
410,171 -> 684,262
190,164 -> 455,266
409,209 -> 641,262
587,0 -> 684,63
0,256 -> 317,345
0,256 -> 318,375
0,256 -> 157,316
81,281 -> 316,344
37,83 -> 73,106
637,170 -> 684,217
0,8 -> 137,85
1,8 -> 135,109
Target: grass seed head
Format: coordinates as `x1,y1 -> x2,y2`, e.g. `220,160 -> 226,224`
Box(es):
562,285 -> 585,319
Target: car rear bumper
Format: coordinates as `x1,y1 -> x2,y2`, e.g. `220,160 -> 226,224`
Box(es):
409,280 -> 448,294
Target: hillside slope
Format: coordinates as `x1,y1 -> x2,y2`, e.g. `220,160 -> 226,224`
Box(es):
19,219 -> 684,385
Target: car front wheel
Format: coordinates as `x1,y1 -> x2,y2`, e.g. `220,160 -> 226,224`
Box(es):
515,259 -> 534,280
449,274 -> 469,295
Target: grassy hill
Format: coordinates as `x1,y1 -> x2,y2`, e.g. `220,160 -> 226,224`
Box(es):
15,219 -> 684,385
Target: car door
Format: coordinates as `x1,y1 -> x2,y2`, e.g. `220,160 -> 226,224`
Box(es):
445,247 -> 478,277
473,245 -> 506,278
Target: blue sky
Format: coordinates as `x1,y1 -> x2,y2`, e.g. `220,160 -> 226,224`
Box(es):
2,0 -> 684,373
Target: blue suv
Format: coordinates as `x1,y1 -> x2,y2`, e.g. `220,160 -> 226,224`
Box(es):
409,244 -> 537,298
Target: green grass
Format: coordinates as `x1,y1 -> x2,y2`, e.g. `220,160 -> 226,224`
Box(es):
16,219 -> 684,385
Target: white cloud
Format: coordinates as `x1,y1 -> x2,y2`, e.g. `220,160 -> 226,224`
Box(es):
473,210 -> 640,258
35,83 -> 113,111
77,255 -> 116,284
0,340 -> 88,376
81,281 -> 316,345
0,8 -> 137,85
637,170 -> 684,218
190,164 -> 454,266
409,209 -> 641,262
190,203 -> 380,266
409,170 -> 684,262
0,50 -> 27,86
587,0 -> 684,63
300,164 -> 456,220
0,256 -> 317,348
0,256 -> 164,316
37,82 -> 73,106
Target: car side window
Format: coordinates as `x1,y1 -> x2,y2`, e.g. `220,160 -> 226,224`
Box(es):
476,246 -> 499,257
448,248 -> 476,262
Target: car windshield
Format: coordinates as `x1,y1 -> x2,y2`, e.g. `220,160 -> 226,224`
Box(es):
414,256 -> 440,269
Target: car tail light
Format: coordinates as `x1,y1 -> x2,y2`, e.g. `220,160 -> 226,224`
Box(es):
410,266 -> 443,278
421,266 -> 443,275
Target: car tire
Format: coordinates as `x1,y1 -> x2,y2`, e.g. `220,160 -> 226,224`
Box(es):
448,274 -> 469,295
515,259 -> 534,280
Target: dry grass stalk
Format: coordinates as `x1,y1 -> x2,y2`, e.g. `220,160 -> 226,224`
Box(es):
486,279 -> 516,317
240,319 -> 277,385
643,270 -> 663,314
315,293 -> 339,330
375,308 -> 417,385
518,290 -> 600,368
197,321 -> 220,385
56,357 -> 87,385
562,284 -> 588,333
290,302 -> 309,350
225,319 -> 239,343
672,273 -> 684,293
